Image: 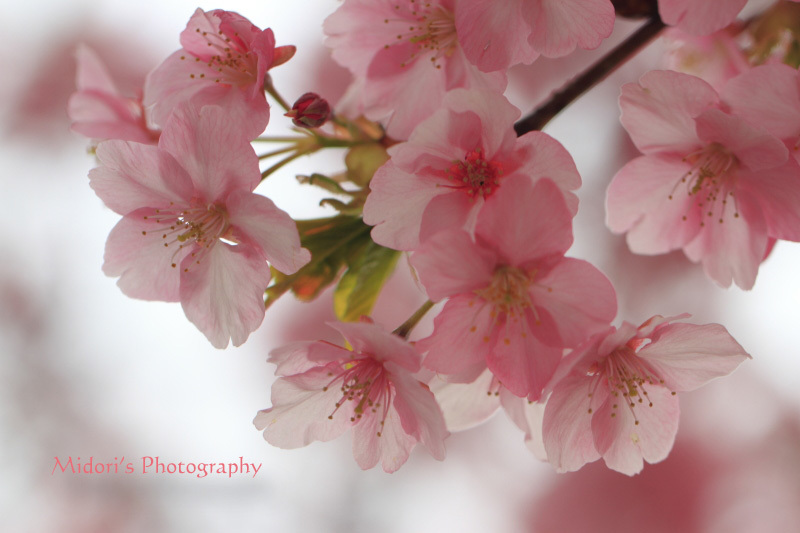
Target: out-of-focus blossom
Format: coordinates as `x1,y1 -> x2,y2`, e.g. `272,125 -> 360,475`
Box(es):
364,89 -> 580,251
607,70 -> 800,289
323,0 -> 505,138
254,320 -> 448,473
664,25 -> 750,92
412,177 -> 616,400
68,44 -> 160,144
658,0 -> 748,36
455,0 -> 615,71
90,103 -> 309,348
145,8 -> 295,139
542,314 -> 749,475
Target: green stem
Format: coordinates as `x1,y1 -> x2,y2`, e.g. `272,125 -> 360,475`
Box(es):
260,148 -> 318,180
514,16 -> 666,135
264,77 -> 292,113
258,145 -> 298,160
393,300 -> 435,339
253,136 -> 308,143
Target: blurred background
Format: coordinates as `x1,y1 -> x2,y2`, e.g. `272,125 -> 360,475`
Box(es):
1,0 -> 799,531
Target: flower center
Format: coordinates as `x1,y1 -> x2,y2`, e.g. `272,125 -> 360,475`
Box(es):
475,265 -> 532,318
323,357 -> 393,436
180,27 -> 258,86
671,142 -> 740,226
447,148 -> 504,198
384,3 -> 458,69
586,341 -> 675,426
141,202 -> 231,272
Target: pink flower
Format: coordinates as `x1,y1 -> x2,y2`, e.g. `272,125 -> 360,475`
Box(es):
607,70 -> 800,289
144,8 -> 295,139
658,0 -> 748,36
363,89 -> 581,251
253,320 -> 448,473
542,314 -> 750,475
412,177 -> 617,400
456,0 -> 614,71
89,103 -> 310,348
323,0 -> 505,139
68,44 -> 159,144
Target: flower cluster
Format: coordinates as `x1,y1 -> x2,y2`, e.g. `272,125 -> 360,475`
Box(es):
69,1 -> 800,474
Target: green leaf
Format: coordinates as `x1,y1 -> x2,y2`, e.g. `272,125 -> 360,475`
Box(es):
333,240 -> 400,322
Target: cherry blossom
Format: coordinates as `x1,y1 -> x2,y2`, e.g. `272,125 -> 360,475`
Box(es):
144,8 -> 295,139
68,44 -> 159,144
363,89 -> 581,251
412,177 -> 616,400
658,0 -> 748,36
254,320 -> 448,473
323,0 -> 505,139
607,70 -> 800,289
456,0 -> 614,71
89,103 -> 310,348
542,314 -> 750,475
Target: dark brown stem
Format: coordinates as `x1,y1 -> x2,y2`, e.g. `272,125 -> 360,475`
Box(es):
514,16 -> 666,136
393,300 -> 434,339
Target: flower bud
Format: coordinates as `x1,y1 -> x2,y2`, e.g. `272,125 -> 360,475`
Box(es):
285,92 -> 331,128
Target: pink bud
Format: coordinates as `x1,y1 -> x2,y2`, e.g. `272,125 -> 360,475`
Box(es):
285,92 -> 331,128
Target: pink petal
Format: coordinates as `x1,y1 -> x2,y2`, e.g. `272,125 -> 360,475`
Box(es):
429,370 -> 501,431
592,386 -> 680,475
179,242 -> 270,348
682,197 -> 768,289
659,0 -> 748,36
254,366 -> 353,448
102,210 -> 189,302
723,64 -> 800,141
530,257 -> 617,348
606,155 -> 703,254
738,162 -> 800,242
74,44 -> 117,93
363,162 -> 443,251
90,141 -> 193,215
268,341 -> 352,377
455,0 -> 538,71
442,89 -> 520,159
694,109 -> 788,171
477,176 -> 573,266
158,104 -> 261,201
226,190 -> 310,275
418,191 -> 477,245
330,321 -> 422,373
528,0 -> 615,57
391,370 -> 448,461
486,316 -> 561,400
639,322 -> 750,391
351,401 -> 415,472
418,295 -> 495,381
512,131 -> 581,214
411,229 -> 496,302
542,376 -> 604,473
620,70 -> 718,155
363,42 -> 449,139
